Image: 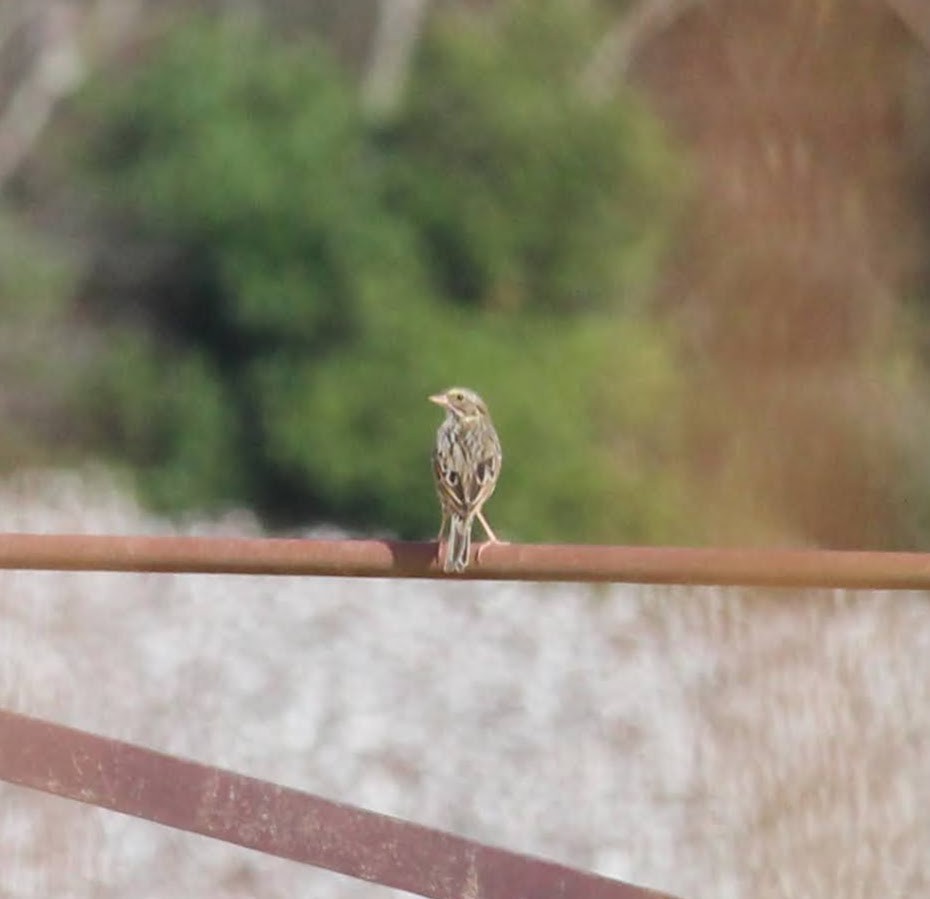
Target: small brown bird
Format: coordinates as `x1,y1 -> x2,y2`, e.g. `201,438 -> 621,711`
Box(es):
430,387 -> 502,573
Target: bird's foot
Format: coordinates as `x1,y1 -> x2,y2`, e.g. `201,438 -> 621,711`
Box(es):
474,538 -> 508,565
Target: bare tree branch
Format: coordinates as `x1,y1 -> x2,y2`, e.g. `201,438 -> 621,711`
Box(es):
579,0 -> 703,102
0,0 -> 145,192
0,4 -> 83,189
362,0 -> 431,118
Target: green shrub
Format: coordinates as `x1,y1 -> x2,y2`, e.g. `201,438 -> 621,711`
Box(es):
75,6 -> 687,541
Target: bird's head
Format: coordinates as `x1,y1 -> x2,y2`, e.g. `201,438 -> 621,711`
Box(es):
429,387 -> 489,421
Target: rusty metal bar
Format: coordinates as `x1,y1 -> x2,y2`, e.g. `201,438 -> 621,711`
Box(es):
0,531 -> 926,588
0,709 -> 676,899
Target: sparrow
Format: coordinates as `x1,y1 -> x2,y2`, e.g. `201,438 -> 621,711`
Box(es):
429,387 -> 502,573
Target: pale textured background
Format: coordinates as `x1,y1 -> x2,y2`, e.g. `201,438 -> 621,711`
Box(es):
0,471 -> 927,898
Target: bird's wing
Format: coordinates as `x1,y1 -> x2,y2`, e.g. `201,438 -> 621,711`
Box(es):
433,425 -> 501,519
433,445 -> 471,519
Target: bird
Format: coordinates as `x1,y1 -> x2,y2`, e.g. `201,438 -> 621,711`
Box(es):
429,387 -> 502,573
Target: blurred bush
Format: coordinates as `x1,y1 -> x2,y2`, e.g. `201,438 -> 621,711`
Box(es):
73,4 -> 687,541
0,212 -> 85,467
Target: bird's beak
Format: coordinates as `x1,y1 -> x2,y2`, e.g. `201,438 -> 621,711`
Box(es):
428,393 -> 448,408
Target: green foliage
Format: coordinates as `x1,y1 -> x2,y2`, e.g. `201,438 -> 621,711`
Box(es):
0,212 -> 84,467
88,333 -> 245,511
0,214 -> 75,319
81,18 -> 407,350
384,0 -> 680,314
74,6 -> 688,541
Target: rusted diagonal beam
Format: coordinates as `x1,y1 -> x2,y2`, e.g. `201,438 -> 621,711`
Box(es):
0,709 -> 676,899
0,532 -> 927,587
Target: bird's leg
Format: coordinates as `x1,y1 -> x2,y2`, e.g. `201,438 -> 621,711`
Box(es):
474,510 -> 507,564
476,510 -> 498,543
475,509 -> 500,543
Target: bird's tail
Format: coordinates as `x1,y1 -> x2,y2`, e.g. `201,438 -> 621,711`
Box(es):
445,515 -> 472,573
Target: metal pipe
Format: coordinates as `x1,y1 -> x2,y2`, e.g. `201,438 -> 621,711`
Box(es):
0,709 -> 676,899
0,531 -> 926,587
